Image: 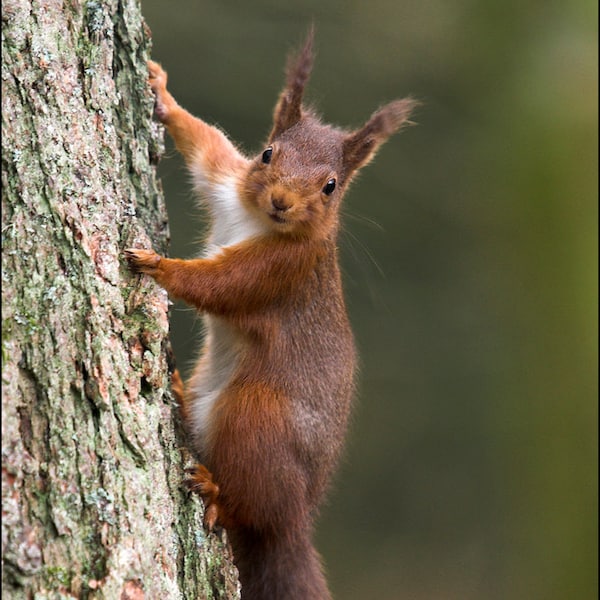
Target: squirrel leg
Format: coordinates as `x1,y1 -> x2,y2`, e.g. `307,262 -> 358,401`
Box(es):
124,246 -> 274,314
170,372 -> 222,531
171,368 -> 195,429
147,60 -> 247,178
171,368 -> 185,403
185,464 -> 222,531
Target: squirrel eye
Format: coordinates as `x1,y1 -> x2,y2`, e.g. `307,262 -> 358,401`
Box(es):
323,178 -> 336,196
262,146 -> 273,164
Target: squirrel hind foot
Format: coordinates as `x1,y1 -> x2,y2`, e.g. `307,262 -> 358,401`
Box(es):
185,463 -> 222,531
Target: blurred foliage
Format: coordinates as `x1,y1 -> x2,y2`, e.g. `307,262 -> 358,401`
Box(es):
141,1 -> 597,598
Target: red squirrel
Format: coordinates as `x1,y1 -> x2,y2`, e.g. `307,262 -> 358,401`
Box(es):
126,31 -> 415,600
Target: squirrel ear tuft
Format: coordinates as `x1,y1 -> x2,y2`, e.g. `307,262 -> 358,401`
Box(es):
342,97 -> 419,178
269,27 -> 315,140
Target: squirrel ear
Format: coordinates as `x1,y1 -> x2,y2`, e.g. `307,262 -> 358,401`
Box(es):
342,98 -> 418,178
269,28 -> 315,140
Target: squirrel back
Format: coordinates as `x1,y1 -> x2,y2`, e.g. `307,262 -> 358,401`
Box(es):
128,29 -> 416,600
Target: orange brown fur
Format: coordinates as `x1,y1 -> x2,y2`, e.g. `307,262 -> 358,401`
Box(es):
127,32 -> 416,600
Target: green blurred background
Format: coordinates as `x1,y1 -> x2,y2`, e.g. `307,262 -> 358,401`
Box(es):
141,2 -> 597,598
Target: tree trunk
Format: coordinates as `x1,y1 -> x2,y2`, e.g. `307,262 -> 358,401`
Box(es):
1,1 -> 240,598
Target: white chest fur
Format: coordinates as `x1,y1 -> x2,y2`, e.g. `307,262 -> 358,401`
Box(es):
202,177 -> 267,256
187,175 -> 267,451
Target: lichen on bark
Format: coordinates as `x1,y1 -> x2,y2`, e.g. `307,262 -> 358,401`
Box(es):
1,1 -> 240,598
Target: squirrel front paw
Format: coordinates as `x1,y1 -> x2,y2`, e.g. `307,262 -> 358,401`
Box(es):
124,248 -> 161,275
147,60 -> 172,122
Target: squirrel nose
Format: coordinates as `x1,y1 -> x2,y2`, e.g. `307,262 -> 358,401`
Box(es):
271,197 -> 290,212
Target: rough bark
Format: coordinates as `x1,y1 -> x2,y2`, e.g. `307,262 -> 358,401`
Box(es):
1,1 -> 240,598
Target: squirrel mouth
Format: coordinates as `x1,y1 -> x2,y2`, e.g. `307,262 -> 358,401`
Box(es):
269,212 -> 287,224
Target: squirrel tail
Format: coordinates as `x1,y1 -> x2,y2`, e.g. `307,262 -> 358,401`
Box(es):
230,527 -> 331,600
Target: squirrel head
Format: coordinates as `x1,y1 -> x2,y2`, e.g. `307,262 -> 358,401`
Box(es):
240,29 -> 417,240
